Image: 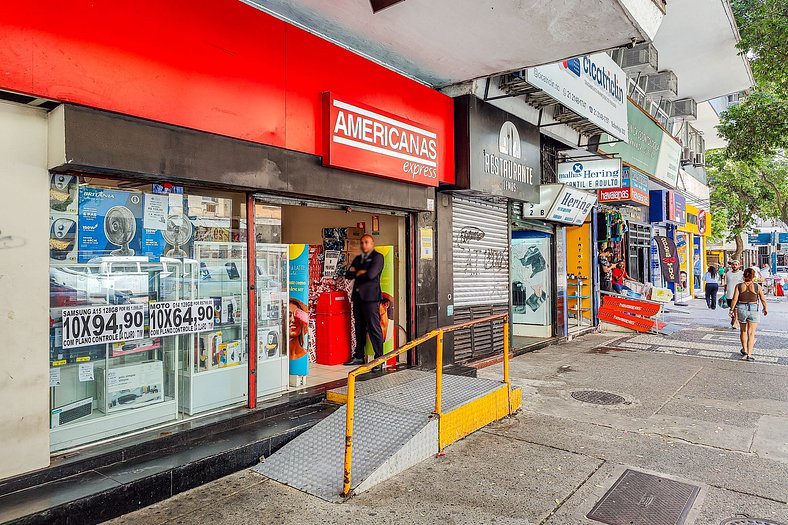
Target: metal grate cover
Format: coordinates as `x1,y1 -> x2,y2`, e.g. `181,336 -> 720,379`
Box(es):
587,469 -> 701,525
571,390 -> 627,405
720,518 -> 785,525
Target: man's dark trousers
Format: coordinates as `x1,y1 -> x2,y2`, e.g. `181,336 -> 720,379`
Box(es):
352,298 -> 383,360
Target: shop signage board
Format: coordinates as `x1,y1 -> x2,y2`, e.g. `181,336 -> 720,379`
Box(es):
557,158 -> 622,190
748,233 -> 771,245
649,190 -> 669,223
597,167 -> 649,205
454,95 -> 540,202
668,193 -> 687,226
149,299 -> 215,337
598,101 -> 681,188
62,303 -> 147,349
323,93 -> 441,187
546,186 -> 597,225
685,205 -> 710,237
525,53 -> 629,141
518,184 -> 596,225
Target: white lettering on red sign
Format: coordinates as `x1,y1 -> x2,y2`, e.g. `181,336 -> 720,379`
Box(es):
599,188 -> 631,201
324,94 -> 441,186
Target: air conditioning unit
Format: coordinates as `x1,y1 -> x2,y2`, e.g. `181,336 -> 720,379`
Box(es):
681,147 -> 693,165
618,43 -> 659,74
643,71 -> 679,100
693,152 -> 705,167
671,98 -> 697,120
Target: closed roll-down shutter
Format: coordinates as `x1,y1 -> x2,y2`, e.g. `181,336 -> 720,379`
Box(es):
451,196 -> 509,362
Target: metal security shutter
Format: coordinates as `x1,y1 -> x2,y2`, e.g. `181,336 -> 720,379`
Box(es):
452,196 -> 509,362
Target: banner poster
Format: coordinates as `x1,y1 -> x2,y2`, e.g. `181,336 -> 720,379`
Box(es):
655,236 -> 681,284
288,244 -> 310,376
675,232 -> 690,297
511,233 -> 551,326
78,187 -> 143,262
49,174 -> 79,263
365,246 -> 395,358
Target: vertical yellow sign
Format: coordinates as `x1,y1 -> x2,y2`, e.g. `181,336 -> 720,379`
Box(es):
366,245 -> 394,356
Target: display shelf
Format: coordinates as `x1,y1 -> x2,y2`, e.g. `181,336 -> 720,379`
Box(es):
254,243 -> 289,399
567,276 -> 591,328
48,257 -> 186,450
179,241 -> 249,415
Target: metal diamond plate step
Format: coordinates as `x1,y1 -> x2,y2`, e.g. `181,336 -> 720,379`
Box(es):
327,369 -> 434,399
254,399 -> 436,502
329,369 -> 503,413
258,371 -> 506,501
365,373 -> 503,413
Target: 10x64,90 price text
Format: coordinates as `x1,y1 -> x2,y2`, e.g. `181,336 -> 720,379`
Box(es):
149,299 -> 215,337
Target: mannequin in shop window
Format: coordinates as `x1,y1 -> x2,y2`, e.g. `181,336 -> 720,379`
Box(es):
611,260 -> 633,293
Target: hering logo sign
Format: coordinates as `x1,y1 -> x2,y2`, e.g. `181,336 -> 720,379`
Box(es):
563,56 -> 625,104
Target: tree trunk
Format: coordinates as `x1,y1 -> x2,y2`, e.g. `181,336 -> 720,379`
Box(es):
734,233 -> 744,262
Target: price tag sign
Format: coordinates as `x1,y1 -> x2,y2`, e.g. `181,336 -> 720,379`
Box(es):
62,304 -> 147,349
149,299 -> 215,337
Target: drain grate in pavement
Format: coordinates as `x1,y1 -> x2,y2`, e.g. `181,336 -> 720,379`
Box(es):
571,390 -> 626,405
587,469 -> 701,525
720,518 -> 785,525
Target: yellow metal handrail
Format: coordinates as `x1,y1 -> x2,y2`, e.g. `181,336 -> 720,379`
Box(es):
342,313 -> 510,497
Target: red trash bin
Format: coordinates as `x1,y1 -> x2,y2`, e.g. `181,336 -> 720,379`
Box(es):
315,290 -> 352,365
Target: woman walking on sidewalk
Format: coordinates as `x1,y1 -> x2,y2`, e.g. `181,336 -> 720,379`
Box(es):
729,268 -> 769,361
703,265 -> 720,309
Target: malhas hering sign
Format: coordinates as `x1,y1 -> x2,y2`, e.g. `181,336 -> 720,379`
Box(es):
323,93 -> 441,186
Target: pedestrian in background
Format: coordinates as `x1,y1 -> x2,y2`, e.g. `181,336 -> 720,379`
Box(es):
724,260 -> 744,329
729,268 -> 769,361
703,265 -> 720,309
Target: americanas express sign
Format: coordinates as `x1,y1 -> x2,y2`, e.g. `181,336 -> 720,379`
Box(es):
323,93 -> 441,187
62,304 -> 146,349
149,299 -> 215,337
557,158 -> 622,190
526,53 -> 628,142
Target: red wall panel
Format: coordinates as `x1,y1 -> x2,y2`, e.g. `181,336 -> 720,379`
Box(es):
0,0 -> 454,183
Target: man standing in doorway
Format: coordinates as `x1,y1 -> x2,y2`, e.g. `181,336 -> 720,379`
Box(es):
344,234 -> 385,371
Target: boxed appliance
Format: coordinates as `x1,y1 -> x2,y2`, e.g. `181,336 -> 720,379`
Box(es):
49,213 -> 78,262
218,340 -> 242,367
77,186 -> 144,262
197,331 -> 223,370
221,294 -> 241,324
95,361 -> 165,413
258,326 -> 282,360
50,397 -> 93,428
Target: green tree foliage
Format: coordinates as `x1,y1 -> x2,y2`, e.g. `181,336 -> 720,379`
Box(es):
756,157 -> 788,225
730,0 -> 788,95
719,0 -> 788,161
706,150 -> 775,258
717,88 -> 788,160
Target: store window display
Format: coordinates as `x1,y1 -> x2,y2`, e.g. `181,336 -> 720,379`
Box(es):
48,175 -> 248,450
